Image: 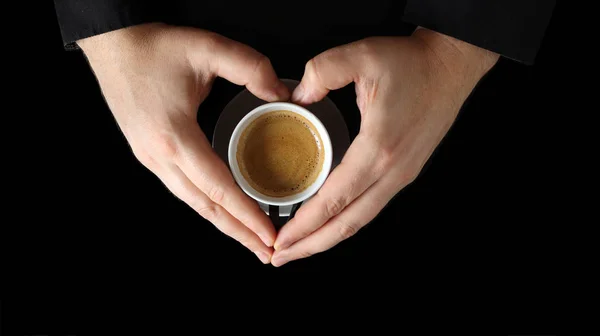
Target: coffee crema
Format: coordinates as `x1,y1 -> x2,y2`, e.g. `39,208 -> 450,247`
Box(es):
236,110 -> 324,197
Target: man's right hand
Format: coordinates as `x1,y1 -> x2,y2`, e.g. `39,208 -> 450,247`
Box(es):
78,23 -> 290,264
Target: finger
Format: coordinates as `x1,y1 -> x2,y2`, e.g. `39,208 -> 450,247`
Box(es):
274,136 -> 384,251
197,33 -> 289,101
175,124 -> 277,247
292,41 -> 366,104
157,163 -> 273,264
271,168 -> 408,267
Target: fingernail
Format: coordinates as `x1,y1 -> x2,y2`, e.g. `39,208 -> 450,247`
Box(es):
255,251 -> 271,264
291,84 -> 305,103
274,240 -> 290,251
271,254 -> 288,267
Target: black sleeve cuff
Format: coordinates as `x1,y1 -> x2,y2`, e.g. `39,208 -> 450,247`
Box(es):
54,0 -> 158,50
402,0 -> 556,65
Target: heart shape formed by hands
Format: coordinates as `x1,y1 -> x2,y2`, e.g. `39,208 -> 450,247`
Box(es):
79,23 -> 498,266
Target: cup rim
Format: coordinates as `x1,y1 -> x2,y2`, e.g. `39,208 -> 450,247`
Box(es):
228,102 -> 333,206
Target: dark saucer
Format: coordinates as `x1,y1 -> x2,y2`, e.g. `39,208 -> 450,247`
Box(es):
212,79 -> 351,216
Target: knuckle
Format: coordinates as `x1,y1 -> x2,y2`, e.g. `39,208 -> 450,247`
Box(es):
325,197 -> 346,218
207,185 -> 226,204
353,38 -> 388,74
403,167 -> 420,185
204,31 -> 220,44
376,146 -> 397,173
252,54 -> 272,76
319,46 -> 342,63
304,58 -> 319,80
338,221 -> 360,240
196,204 -> 220,222
391,165 -> 420,189
257,54 -> 271,67
152,134 -> 179,160
200,31 -> 222,52
362,135 -> 398,175
353,39 -> 380,62
131,147 -> 154,168
304,57 -> 316,72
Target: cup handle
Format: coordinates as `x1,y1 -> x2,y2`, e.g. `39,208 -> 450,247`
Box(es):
269,203 -> 302,231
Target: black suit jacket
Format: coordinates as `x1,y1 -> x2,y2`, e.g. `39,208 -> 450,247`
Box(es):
54,0 -> 555,64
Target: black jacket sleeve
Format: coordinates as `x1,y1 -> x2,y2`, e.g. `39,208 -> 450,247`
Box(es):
403,0 -> 556,64
54,0 -> 158,50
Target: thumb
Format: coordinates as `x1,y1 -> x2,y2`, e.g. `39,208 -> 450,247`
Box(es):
199,33 -> 289,102
292,42 -> 365,105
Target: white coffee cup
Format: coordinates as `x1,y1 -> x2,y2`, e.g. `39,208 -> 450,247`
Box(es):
228,102 -> 333,208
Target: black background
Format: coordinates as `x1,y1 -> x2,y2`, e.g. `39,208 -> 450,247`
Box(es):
2,1 -> 579,334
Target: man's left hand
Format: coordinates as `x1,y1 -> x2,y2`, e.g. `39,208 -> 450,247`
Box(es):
272,28 -> 499,266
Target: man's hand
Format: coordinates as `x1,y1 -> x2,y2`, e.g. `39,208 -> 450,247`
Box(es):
79,23 -> 290,264
271,28 -> 499,266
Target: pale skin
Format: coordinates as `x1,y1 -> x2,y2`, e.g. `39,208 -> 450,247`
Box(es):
78,23 -> 498,266
272,28 -> 499,266
78,23 -> 289,264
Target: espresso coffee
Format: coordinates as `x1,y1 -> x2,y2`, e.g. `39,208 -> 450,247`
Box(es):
236,110 -> 325,197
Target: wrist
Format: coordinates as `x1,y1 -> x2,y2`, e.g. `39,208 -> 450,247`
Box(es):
412,27 -> 499,81
77,23 -> 165,56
